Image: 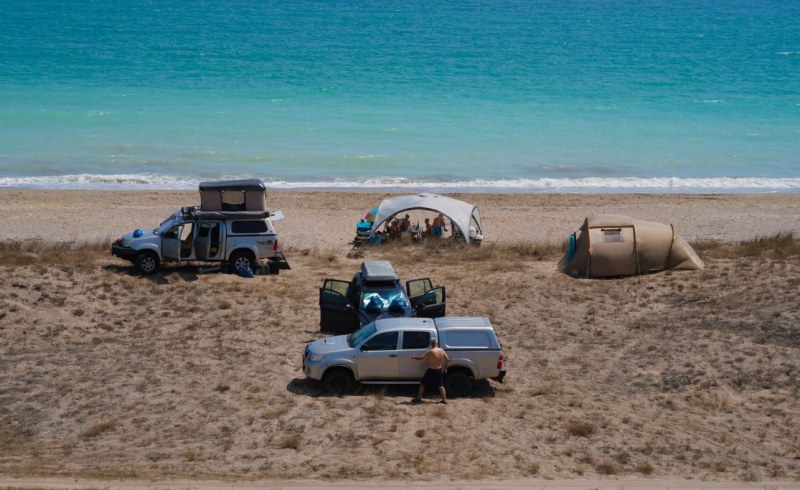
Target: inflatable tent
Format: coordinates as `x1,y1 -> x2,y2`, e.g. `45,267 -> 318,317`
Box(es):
559,215 -> 704,278
370,193 -> 483,244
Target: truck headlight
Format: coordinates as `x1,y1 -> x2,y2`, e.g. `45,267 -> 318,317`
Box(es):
309,353 -> 325,362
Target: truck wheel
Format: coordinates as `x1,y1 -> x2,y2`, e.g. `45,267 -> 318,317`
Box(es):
322,368 -> 354,396
135,252 -> 160,275
229,250 -> 256,274
445,371 -> 473,398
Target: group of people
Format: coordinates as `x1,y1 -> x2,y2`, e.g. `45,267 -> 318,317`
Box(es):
358,210 -> 452,248
384,213 -> 449,241
384,214 -> 411,239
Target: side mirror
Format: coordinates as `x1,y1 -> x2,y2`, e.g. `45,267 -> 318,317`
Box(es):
360,344 -> 368,352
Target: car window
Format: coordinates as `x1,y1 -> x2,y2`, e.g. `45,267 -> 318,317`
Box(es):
231,220 -> 268,234
361,288 -> 409,314
348,322 -> 377,347
441,330 -> 492,348
163,225 -> 181,240
156,213 -> 181,234
362,332 -> 398,351
323,280 -> 350,296
402,331 -> 430,349
407,278 -> 433,297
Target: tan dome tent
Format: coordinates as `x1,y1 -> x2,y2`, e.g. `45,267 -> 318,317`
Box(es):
559,214 -> 704,278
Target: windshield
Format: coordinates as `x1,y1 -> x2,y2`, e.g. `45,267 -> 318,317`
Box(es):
347,322 -> 377,348
361,287 -> 410,314
156,211 -> 182,235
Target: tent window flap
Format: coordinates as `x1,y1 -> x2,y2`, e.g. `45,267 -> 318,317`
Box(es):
602,228 -> 623,243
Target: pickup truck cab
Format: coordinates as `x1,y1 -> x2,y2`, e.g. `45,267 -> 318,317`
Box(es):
319,260 -> 445,334
111,179 -> 289,275
303,316 -> 506,396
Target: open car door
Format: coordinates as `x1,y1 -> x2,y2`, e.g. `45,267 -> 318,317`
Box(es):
319,279 -> 359,333
161,225 -> 184,262
406,278 -> 446,318
194,222 -> 213,261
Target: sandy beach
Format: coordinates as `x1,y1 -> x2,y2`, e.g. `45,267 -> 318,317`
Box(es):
1,190 -> 799,487
2,190 -> 800,246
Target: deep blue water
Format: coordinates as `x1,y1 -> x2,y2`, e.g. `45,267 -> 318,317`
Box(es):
1,0 -> 799,191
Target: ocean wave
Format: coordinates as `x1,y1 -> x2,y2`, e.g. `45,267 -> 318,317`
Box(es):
2,174 -> 800,192
0,174 -> 203,189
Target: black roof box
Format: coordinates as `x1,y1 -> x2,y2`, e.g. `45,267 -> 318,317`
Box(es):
198,179 -> 267,191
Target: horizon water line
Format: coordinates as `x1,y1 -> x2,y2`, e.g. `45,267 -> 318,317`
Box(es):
2,174 -> 800,193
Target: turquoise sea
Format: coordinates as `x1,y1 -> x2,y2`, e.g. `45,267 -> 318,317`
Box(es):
1,0 -> 799,191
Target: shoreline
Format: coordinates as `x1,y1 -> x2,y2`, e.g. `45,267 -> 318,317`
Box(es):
3,175 -> 800,194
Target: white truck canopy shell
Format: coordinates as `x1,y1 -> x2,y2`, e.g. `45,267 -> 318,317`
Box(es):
370,193 -> 483,244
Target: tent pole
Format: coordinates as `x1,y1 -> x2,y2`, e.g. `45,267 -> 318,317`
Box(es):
667,224 -> 676,264
632,225 -> 641,275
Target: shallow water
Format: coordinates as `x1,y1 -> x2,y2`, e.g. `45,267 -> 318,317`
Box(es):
1,0 -> 799,191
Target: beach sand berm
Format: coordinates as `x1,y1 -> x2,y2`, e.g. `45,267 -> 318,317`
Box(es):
0,190 -> 798,486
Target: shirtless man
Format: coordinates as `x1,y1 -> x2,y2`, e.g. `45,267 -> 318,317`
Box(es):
411,338 -> 449,404
399,214 -> 411,232
423,218 -> 433,237
431,213 -> 447,238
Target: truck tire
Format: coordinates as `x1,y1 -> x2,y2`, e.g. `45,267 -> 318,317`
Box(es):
322,368 -> 355,396
135,251 -> 160,275
229,250 -> 256,274
445,371 -> 473,398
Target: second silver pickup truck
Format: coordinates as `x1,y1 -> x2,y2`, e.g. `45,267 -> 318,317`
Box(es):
302,316 -> 506,396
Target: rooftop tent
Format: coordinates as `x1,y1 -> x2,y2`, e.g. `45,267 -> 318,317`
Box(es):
370,193 -> 484,244
559,214 -> 704,278
198,179 -> 268,212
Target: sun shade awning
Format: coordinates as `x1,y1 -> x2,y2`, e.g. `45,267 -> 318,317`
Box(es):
370,193 -> 482,244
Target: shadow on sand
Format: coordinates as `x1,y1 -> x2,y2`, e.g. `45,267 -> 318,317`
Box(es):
286,377 -> 495,402
103,263 -> 220,283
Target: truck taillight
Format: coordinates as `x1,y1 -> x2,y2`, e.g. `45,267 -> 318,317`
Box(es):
273,239 -> 278,251
497,354 -> 504,369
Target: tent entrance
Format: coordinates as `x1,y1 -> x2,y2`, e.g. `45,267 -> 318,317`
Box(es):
588,226 -> 637,277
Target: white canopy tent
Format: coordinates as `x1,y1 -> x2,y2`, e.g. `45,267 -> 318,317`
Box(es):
369,193 -> 483,244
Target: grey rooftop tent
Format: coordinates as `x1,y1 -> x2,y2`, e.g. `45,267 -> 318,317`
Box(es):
559,214 -> 704,278
199,179 -> 268,212
369,193 -> 483,244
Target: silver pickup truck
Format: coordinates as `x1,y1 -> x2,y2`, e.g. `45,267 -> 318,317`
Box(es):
111,207 -> 288,275
111,180 -> 289,275
303,316 -> 506,396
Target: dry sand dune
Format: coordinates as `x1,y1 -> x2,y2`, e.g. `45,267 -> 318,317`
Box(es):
0,190 -> 799,486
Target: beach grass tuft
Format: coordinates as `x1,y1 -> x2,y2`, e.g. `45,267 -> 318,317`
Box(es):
692,232 -> 800,259
740,232 -> 797,256
276,434 -> 303,450
79,419 -> 117,439
566,420 -> 596,438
